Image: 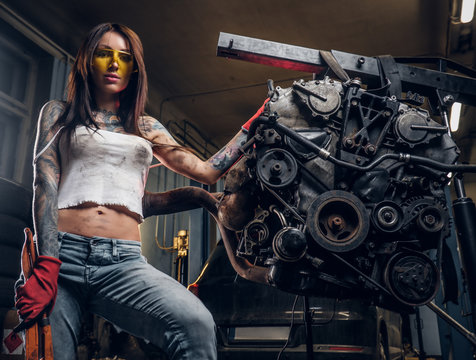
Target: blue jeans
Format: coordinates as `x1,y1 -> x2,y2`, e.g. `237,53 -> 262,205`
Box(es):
50,232 -> 217,360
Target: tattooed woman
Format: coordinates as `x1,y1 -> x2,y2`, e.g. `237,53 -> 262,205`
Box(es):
14,23 -> 259,360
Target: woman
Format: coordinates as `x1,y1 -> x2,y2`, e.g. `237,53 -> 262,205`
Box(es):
15,23 -> 259,360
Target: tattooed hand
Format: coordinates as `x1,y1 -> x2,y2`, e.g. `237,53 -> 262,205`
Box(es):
33,100 -> 65,257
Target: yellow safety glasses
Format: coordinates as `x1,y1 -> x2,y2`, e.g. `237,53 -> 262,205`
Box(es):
92,48 -> 135,75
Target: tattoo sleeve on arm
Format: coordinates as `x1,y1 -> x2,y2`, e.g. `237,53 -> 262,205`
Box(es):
140,115 -> 247,181
208,130 -> 248,171
33,101 -> 64,258
138,116 -> 174,140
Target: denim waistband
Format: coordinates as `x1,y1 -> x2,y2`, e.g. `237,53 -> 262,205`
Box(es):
58,231 -> 141,247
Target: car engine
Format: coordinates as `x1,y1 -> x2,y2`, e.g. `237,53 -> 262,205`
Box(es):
218,76 -> 460,308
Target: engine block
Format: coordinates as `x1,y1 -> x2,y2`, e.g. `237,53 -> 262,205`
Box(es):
221,77 -> 459,308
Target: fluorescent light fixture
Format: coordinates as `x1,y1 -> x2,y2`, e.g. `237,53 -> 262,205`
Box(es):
461,0 -> 476,23
450,102 -> 462,132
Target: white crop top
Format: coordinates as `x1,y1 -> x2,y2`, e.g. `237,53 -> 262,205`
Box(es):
56,126 -> 153,222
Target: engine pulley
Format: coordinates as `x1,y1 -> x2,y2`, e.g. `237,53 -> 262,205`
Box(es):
306,190 -> 369,252
256,148 -> 298,189
416,205 -> 445,233
384,251 -> 439,306
372,201 -> 404,233
272,227 -> 307,262
403,197 -> 450,240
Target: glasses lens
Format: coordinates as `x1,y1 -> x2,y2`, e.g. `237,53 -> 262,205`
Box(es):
94,49 -> 113,59
92,48 -> 135,77
94,49 -> 133,64
118,52 -> 133,63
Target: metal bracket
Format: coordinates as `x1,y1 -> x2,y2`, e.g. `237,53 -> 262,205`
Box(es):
217,32 -> 476,106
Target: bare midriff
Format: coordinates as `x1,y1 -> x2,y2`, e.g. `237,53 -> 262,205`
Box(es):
58,202 -> 141,241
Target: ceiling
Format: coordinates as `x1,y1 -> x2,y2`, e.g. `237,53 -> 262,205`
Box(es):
1,0 -> 475,156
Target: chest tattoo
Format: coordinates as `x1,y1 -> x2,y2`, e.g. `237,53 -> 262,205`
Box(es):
93,109 -> 124,132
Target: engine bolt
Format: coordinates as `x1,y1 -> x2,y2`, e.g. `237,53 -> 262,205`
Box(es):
366,145 -> 376,154
424,214 -> 436,227
344,138 -> 354,148
328,216 -> 344,232
383,211 -> 394,222
270,163 -> 282,175
443,95 -> 454,105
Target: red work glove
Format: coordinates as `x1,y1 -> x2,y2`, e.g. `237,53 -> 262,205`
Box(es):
241,98 -> 270,133
15,255 -> 62,323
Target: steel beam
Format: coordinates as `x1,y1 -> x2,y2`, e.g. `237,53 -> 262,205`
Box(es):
217,32 -> 476,106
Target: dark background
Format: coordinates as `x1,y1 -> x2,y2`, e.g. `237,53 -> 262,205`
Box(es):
2,0 -> 474,149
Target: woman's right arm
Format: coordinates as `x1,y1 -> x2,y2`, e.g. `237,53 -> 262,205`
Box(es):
15,101 -> 64,323
32,101 -> 64,258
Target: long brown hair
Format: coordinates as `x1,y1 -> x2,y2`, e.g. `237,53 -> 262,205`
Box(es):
57,23 -> 148,135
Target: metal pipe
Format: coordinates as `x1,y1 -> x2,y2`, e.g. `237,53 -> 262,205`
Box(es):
249,116 -> 476,173
143,186 -> 269,284
452,196 -> 476,332
454,177 -> 467,198
415,307 -> 427,360
303,295 -> 314,360
426,302 -> 476,346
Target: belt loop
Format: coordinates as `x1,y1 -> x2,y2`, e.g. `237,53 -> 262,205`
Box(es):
57,232 -> 64,248
112,238 -> 118,260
